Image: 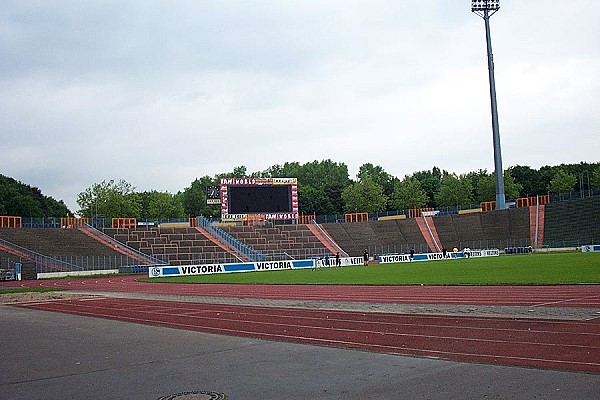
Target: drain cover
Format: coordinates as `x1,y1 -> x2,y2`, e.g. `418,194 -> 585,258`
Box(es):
158,391 -> 226,400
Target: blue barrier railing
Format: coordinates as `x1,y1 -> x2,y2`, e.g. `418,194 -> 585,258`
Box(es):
196,217 -> 265,262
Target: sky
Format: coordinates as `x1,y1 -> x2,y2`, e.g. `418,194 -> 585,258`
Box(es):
1,1 -> 599,213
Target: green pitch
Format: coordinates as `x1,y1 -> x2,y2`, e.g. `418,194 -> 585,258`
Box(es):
148,251 -> 600,285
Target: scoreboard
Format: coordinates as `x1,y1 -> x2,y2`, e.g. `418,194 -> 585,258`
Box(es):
219,178 -> 298,221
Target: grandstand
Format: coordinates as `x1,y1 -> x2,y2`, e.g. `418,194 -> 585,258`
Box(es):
0,227 -> 157,279
1,193 -> 599,279
543,196 -> 600,248
102,226 -> 238,265
220,224 -> 330,260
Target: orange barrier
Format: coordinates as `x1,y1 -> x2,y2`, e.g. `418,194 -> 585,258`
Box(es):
60,217 -> 89,228
189,217 -> 197,227
480,201 -> 496,212
516,195 -> 549,208
408,208 -> 434,218
0,216 -> 22,228
243,214 -> 265,226
297,213 -> 316,224
345,212 -> 368,223
112,218 -> 136,229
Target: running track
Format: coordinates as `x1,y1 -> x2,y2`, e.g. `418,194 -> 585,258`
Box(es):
4,276 -> 600,374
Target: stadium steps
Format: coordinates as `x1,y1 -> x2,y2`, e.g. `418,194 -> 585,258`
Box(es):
415,217 -> 439,252
543,196 -> 600,247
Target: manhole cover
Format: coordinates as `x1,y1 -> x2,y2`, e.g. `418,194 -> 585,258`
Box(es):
158,391 -> 226,400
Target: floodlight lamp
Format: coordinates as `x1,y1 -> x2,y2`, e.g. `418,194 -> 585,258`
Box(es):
471,0 -> 500,12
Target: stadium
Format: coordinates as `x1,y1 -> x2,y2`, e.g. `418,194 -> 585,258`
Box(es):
1,178 -> 599,399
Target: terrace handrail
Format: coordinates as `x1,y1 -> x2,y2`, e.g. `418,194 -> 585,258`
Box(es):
196,216 -> 265,262
0,237 -> 83,271
421,214 -> 441,252
80,224 -> 167,266
310,220 -> 349,257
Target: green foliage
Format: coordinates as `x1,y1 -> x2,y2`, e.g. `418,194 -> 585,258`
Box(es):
357,163 -> 396,200
341,176 -> 388,213
77,179 -> 141,219
180,176 -> 220,218
390,176 -> 428,210
264,159 -> 351,214
0,174 -> 70,217
140,191 -> 185,220
6,160 -> 599,218
298,185 -> 337,215
547,169 -> 577,194
472,169 -> 522,202
592,166 -> 600,190
435,173 -> 473,208
411,167 -> 444,208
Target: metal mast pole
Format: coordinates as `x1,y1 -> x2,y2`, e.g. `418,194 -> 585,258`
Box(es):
473,1 -> 506,210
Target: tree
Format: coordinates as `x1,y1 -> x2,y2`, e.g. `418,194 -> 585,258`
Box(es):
357,163 -> 395,201
509,165 -> 544,197
435,173 -> 474,208
264,159 -> 351,214
341,176 -> 388,213
474,170 -> 522,202
297,185 -> 337,215
140,191 -> 185,220
390,176 -> 428,210
180,176 -> 220,218
412,167 -> 444,208
0,174 -> 71,217
77,180 -> 141,219
547,169 -> 577,194
591,166 -> 600,190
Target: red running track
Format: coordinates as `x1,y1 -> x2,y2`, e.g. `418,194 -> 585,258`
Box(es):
6,276 -> 600,308
16,297 -> 600,374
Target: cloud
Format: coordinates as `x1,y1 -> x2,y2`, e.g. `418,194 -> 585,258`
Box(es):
1,1 -> 598,212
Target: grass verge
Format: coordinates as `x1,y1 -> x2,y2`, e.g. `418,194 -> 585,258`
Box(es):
146,252 -> 600,285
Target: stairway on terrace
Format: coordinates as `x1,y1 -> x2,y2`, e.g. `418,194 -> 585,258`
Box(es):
543,196 -> 600,247
0,228 -> 126,258
432,214 -> 461,250
321,219 -> 429,256
0,228 -> 134,272
221,224 -> 329,260
103,226 -> 236,266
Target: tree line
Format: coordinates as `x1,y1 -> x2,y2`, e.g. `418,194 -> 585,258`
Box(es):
1,161 -> 599,219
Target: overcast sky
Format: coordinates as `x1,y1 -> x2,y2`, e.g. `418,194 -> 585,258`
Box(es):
1,1 -> 599,213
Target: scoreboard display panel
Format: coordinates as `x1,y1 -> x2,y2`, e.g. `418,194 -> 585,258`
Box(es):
220,178 -> 298,221
228,185 -> 291,213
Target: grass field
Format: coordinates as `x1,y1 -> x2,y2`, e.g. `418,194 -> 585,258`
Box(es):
148,251 -> 600,285
0,287 -> 64,294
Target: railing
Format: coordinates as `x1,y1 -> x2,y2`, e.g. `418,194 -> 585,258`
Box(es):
369,238 -> 531,257
421,214 -> 441,252
196,216 -> 265,262
82,224 -> 167,266
310,220 -> 349,257
0,237 -> 83,272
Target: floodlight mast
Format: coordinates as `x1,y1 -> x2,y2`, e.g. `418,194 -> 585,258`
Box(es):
472,0 -> 506,210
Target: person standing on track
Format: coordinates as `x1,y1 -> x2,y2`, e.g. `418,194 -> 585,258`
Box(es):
335,252 -> 341,267
363,249 -> 369,266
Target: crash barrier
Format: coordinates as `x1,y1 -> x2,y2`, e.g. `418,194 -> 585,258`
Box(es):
149,256 -> 365,278
504,246 -> 533,254
345,213 -> 368,223
378,249 -> 500,264
581,245 -> 600,252
0,216 -> 22,228
61,217 -> 88,227
112,218 -> 136,228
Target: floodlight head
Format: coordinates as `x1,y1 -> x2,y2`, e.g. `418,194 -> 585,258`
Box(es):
471,0 -> 500,12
